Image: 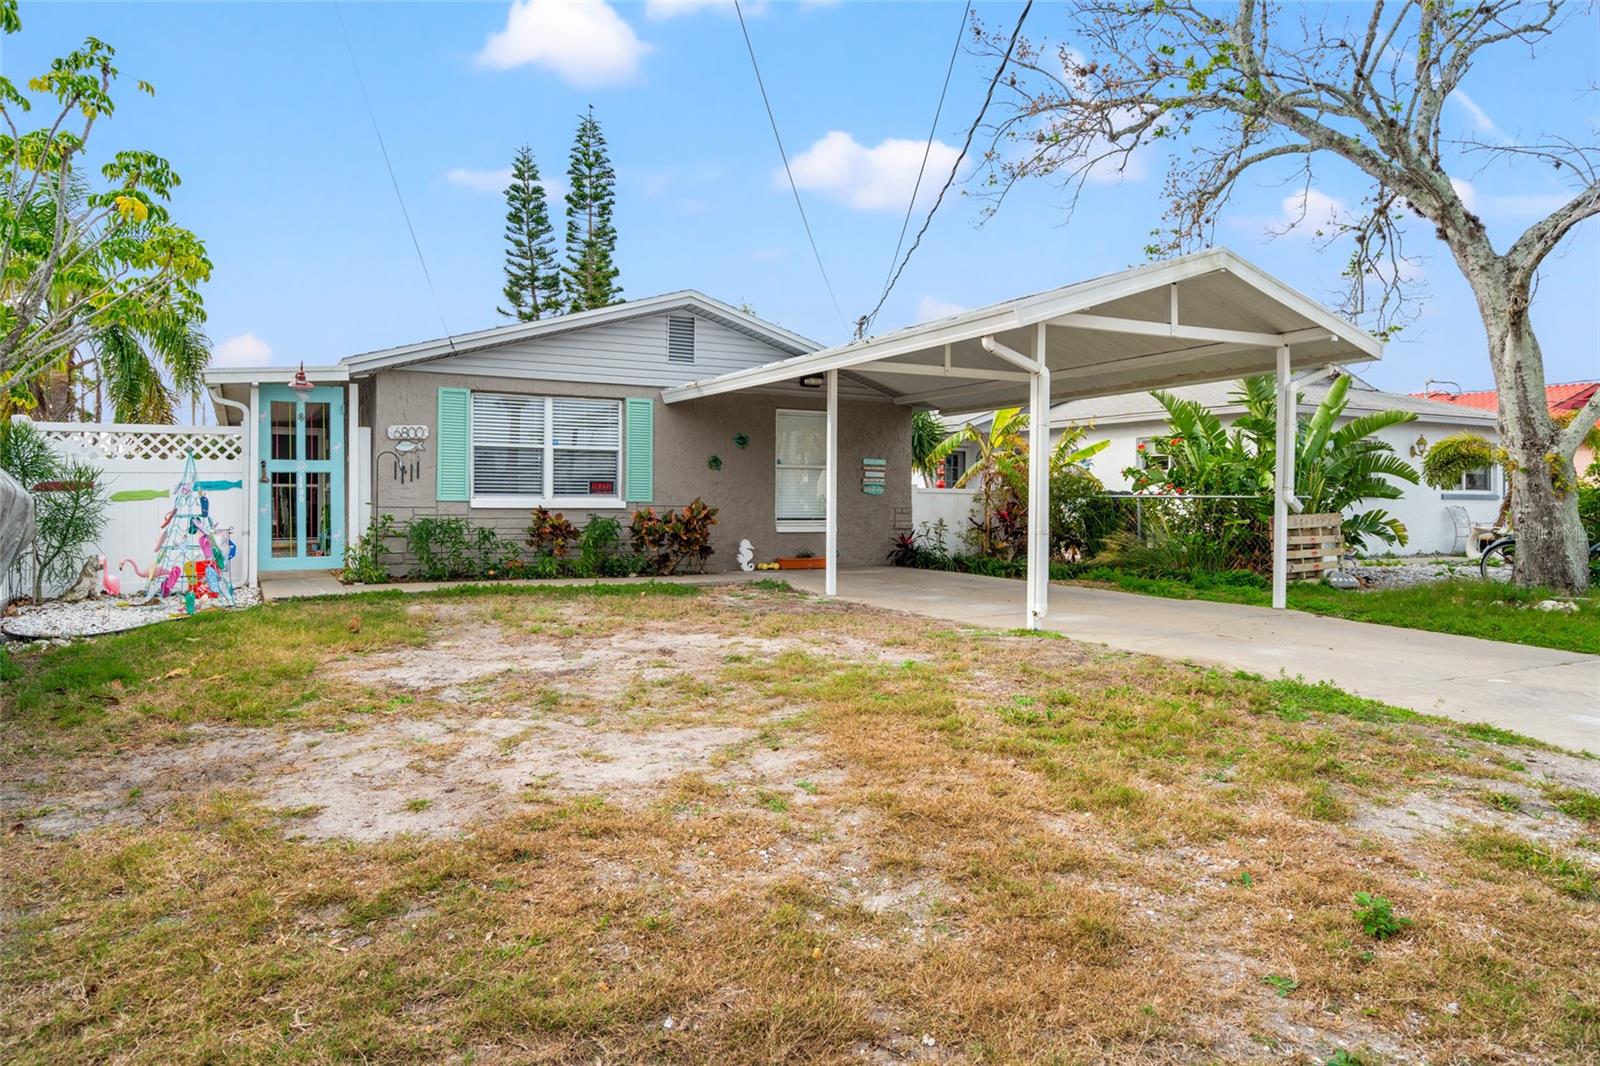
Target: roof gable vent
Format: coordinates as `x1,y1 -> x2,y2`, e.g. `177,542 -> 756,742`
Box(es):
667,314 -> 696,364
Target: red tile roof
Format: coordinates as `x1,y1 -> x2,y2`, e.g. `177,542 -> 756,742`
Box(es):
1411,381 -> 1597,417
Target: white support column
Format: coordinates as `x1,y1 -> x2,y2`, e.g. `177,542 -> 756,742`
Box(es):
1028,322 -> 1051,627
346,382 -> 360,555
246,382 -> 260,589
1272,344 -> 1292,609
824,368 -> 838,597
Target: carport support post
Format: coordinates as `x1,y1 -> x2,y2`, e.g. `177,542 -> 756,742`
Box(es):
1272,344 -> 1293,610
824,368 -> 838,597
1027,326 -> 1051,629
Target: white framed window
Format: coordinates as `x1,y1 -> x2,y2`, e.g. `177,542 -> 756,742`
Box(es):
1457,466 -> 1494,493
471,393 -> 623,507
1136,437 -> 1173,474
775,408 -> 826,532
942,448 -> 968,485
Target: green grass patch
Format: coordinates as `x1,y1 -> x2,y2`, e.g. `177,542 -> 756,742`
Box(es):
1461,829 -> 1599,900
1543,784 -> 1600,824
1061,572 -> 1600,655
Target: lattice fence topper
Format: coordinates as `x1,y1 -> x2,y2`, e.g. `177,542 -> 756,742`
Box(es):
34,424 -> 244,463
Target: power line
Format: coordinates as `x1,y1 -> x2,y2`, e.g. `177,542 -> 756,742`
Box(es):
871,0 -> 971,337
334,2 -> 457,352
732,0 -> 849,332
862,0 -> 1033,336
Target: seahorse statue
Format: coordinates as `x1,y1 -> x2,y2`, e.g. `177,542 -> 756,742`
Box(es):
737,539 -> 755,572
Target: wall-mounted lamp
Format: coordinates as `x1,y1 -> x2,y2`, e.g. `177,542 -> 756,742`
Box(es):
798,374 -> 825,389
288,362 -> 315,395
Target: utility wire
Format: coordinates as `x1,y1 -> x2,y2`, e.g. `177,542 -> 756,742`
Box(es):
334,2 -> 457,352
869,0 -> 971,338
861,0 -> 1032,336
732,0 -> 849,332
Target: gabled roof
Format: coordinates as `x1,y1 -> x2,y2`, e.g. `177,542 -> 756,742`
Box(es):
1049,366 -> 1497,428
334,290 -> 821,374
1413,381 -> 1597,416
662,248 -> 1382,411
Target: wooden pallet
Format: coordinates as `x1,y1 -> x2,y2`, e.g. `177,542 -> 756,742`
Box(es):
1274,512 -> 1345,581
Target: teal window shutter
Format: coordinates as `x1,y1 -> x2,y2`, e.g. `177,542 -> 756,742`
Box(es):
436,387 -> 470,501
625,397 -> 654,503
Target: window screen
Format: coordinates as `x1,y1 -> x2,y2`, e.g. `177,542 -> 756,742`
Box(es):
472,393 -> 546,496
552,398 -> 621,496
470,393 -> 621,500
776,410 -> 826,525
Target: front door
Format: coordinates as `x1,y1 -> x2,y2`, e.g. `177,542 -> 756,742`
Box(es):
259,384 -> 344,571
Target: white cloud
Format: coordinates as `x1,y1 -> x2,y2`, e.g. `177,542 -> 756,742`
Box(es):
645,0 -> 739,20
1451,176 -> 1571,218
1276,188 -> 1346,236
445,166 -> 512,193
1451,90 -> 1509,143
916,296 -> 967,321
785,131 -> 961,212
212,333 -> 272,368
445,166 -> 567,200
1483,190 -> 1572,216
476,0 -> 651,87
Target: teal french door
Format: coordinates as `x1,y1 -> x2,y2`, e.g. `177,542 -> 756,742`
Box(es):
258,385 -> 345,571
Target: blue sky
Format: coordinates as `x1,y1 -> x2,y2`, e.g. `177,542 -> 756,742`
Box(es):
5,0 -> 1597,400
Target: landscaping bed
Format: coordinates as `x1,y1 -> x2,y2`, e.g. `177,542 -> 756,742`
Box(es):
2,584 -> 1597,1062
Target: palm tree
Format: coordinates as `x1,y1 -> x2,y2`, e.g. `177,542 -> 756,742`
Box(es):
910,410 -> 949,482
926,408 -> 1109,557
89,314 -> 209,423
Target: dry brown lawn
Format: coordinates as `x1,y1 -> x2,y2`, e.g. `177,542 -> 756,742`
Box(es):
2,581 -> 1597,1064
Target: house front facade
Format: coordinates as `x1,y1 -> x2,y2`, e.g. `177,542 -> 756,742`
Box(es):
204,293 -> 913,584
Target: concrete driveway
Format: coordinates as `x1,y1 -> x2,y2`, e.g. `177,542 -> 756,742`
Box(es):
780,567 -> 1600,752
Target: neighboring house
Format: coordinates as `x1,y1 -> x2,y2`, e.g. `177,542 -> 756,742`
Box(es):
1413,381 -> 1598,473
1045,367 -> 1500,555
204,292 -> 912,581
931,367 -> 1502,556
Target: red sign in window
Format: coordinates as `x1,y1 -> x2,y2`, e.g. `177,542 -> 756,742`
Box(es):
589,480 -> 616,495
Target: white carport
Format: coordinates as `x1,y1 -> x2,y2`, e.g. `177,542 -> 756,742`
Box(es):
662,249 -> 1382,627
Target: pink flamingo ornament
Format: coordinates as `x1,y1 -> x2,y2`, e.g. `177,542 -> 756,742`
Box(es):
99,556 -> 121,596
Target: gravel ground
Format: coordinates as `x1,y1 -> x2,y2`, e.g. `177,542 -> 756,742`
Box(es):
1347,556 -> 1485,589
2,588 -> 262,641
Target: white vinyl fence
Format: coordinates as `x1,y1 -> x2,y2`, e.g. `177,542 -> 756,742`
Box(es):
7,417 -> 249,600
910,486 -> 978,554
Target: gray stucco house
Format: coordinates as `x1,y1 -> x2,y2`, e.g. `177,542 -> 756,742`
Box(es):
205,293 -> 912,584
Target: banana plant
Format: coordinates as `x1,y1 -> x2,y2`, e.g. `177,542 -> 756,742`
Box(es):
926,408 -> 1030,556
1235,373 -> 1420,549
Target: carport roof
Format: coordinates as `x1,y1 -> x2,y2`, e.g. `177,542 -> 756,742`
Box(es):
660,248 -> 1381,411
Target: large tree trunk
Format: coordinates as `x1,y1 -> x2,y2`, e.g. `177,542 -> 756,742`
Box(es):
1477,289 -> 1590,593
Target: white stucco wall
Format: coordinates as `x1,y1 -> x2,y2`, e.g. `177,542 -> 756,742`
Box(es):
1059,415 -> 1501,556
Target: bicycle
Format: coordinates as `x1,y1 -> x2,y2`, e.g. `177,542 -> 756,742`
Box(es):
1477,534 -> 1600,582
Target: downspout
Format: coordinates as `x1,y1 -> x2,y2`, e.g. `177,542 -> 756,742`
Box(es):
208,387 -> 255,589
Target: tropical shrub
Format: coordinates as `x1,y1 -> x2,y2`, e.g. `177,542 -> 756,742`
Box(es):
1420,431 -> 1509,526
406,515 -> 477,581
1127,374 -> 1419,558
629,499 -> 718,575
527,507 -> 580,557
1578,459 -> 1599,543
576,515 -> 621,572
342,513 -> 397,584
0,420 -> 107,601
